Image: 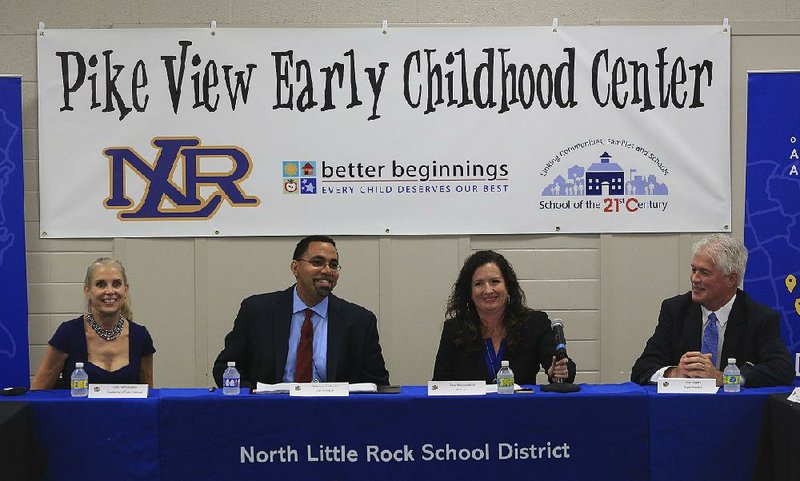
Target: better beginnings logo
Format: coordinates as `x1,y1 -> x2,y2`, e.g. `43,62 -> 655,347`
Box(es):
283,161 -> 317,194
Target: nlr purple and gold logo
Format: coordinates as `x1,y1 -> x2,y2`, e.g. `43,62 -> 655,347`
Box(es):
102,137 -> 260,220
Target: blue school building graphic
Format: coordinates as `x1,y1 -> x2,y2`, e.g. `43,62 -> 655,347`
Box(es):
542,152 -> 668,197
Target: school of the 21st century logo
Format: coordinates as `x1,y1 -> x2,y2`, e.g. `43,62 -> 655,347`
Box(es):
539,138 -> 669,214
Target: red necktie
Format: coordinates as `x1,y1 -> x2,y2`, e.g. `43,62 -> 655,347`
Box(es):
295,309 -> 314,382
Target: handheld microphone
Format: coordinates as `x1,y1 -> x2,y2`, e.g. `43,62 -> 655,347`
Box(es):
551,318 -> 568,361
541,318 -> 580,393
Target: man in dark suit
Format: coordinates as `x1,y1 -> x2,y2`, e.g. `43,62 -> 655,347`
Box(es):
213,236 -> 389,388
631,234 -> 794,387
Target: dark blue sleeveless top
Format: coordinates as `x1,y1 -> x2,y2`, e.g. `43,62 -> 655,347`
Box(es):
49,316 -> 156,388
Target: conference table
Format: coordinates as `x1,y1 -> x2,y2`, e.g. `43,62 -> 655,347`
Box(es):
1,382 -> 795,481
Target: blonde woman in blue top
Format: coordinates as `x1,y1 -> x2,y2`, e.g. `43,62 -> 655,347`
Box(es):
31,257 -> 155,389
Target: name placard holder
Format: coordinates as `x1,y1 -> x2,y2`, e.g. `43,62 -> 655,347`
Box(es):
289,382 -> 349,397
427,381 -> 486,396
88,384 -> 149,398
656,378 -> 718,394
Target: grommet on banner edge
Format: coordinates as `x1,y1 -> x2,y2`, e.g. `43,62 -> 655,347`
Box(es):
210,20 -> 217,36
552,18 -> 559,33
38,21 -> 45,36
722,17 -> 729,33
382,19 -> 388,35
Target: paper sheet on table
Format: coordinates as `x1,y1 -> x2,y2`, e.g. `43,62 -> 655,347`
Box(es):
254,382 -> 377,394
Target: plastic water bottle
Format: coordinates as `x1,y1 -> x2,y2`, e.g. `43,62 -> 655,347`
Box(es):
222,361 -> 241,395
70,362 -> 89,397
497,360 -> 515,394
723,358 -> 742,392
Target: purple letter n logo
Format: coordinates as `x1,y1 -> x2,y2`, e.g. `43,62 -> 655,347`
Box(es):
103,137 -> 260,220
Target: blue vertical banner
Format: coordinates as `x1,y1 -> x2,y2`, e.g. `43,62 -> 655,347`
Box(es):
0,75 -> 29,387
745,71 -> 800,377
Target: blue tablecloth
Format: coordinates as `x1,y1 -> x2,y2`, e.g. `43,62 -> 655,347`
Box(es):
15,390 -> 160,481
159,383 -> 649,480
2,383 -> 795,481
645,385 -> 794,481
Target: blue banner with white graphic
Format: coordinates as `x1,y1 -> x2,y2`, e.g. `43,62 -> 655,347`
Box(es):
745,71 -> 800,377
0,76 -> 29,387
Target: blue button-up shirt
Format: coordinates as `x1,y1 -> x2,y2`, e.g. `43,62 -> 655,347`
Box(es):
282,287 -> 329,382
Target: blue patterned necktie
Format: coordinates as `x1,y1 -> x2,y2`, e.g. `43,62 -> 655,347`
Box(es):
701,312 -> 719,368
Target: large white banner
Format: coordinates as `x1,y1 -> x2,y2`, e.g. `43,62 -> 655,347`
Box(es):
37,26 -> 730,237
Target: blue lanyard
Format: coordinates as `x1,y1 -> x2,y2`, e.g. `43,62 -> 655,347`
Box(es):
483,338 -> 506,382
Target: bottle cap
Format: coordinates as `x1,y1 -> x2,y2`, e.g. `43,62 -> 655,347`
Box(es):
728,358 -> 736,364
501,360 -> 509,367
75,362 -> 84,368
227,361 -> 236,367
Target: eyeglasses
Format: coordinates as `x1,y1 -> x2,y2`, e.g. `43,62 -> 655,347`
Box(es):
297,258 -> 342,271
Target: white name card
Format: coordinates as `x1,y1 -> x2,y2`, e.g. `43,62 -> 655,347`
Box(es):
427,380 -> 486,396
656,378 -> 718,394
88,384 -> 149,398
787,387 -> 800,404
289,382 -> 349,397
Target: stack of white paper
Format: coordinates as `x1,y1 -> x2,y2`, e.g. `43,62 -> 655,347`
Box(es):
253,382 -> 377,394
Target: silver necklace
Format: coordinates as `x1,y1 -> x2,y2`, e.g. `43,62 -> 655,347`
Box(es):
86,312 -> 125,341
